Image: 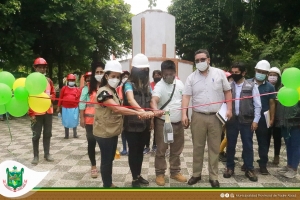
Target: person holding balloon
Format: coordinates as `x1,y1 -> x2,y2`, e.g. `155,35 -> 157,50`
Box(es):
57,74 -> 81,139
79,62 -> 105,178
267,67 -> 282,165
246,60 -> 276,175
28,57 -> 56,165
276,67 -> 300,179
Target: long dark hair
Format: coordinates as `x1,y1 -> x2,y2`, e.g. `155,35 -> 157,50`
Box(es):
127,67 -> 150,92
274,76 -> 282,91
89,61 -> 105,95
99,71 -> 111,88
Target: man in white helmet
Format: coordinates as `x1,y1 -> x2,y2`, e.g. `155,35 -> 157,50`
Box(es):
245,60 -> 276,175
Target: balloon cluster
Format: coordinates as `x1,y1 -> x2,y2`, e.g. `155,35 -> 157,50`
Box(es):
277,67 -> 300,107
0,71 -> 51,117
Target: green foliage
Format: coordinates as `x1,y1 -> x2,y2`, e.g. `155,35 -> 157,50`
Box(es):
0,0 -> 132,87
148,0 -> 157,9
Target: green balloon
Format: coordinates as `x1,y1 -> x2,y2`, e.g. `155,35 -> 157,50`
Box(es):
0,104 -> 6,115
0,71 -> 15,89
0,83 -> 12,105
6,97 -> 29,117
14,86 -> 29,101
278,87 -> 299,107
281,67 -> 300,89
25,72 -> 48,95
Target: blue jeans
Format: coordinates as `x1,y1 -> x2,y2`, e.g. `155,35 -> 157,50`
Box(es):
226,118 -> 254,170
282,126 -> 300,169
255,118 -> 269,167
94,135 -> 118,187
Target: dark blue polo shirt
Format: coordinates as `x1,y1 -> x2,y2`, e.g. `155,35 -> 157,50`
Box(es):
248,78 -> 276,113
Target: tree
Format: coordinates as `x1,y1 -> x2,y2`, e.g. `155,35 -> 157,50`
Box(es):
0,0 -> 132,87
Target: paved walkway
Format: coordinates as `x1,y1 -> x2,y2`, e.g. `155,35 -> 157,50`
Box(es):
0,116 -> 299,188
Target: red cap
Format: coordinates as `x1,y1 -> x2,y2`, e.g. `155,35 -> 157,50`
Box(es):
85,72 -> 92,77
67,74 -> 76,80
33,57 -> 47,65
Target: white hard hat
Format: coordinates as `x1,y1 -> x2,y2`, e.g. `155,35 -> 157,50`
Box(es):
255,60 -> 270,72
104,60 -> 123,73
132,53 -> 150,68
269,67 -> 281,77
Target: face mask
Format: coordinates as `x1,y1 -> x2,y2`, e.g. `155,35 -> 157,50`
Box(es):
68,82 -> 75,86
154,77 -> 161,83
231,74 -> 243,82
255,72 -> 267,81
108,78 -> 120,88
95,75 -> 103,82
268,75 -> 278,84
122,78 -> 128,83
196,61 -> 208,71
163,76 -> 175,84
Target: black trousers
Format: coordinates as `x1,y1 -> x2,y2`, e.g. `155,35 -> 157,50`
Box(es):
125,129 -> 148,179
31,114 -> 52,140
267,126 -> 282,156
85,124 -> 96,166
95,135 -> 118,187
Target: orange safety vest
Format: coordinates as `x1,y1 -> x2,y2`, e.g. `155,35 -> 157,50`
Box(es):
84,91 -> 96,125
33,81 -> 54,115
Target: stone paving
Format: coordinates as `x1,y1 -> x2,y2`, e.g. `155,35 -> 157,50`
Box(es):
0,116 -> 299,188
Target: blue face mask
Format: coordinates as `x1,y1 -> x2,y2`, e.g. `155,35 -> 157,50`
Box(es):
255,72 -> 266,81
68,81 -> 75,86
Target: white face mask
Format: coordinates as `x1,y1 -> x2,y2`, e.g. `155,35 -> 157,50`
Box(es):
108,78 -> 120,88
122,78 -> 128,83
196,61 -> 208,71
68,82 -> 75,86
95,75 -> 103,82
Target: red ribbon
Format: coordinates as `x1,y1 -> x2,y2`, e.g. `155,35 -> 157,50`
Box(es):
29,91 -> 278,112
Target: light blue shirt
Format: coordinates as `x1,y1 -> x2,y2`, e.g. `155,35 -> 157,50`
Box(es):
234,81 -> 261,123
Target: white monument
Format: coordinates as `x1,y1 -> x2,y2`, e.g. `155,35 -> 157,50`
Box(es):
119,9 -> 194,84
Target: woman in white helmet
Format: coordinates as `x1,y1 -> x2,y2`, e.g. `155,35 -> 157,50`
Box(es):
267,67 -> 282,164
93,60 -> 153,188
122,53 -> 155,187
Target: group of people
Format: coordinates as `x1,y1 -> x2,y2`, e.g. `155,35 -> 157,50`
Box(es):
27,49 -> 300,188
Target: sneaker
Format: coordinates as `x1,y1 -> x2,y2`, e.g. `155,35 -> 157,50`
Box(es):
132,179 -> 141,188
170,173 -> 187,182
223,168 -> 234,178
259,166 -> 269,175
245,170 -> 258,182
277,166 -> 289,176
91,169 -> 98,178
273,155 -> 280,165
241,164 -> 246,171
152,145 -> 157,152
283,168 -> 297,179
137,175 -> 149,185
219,152 -> 227,162
155,175 -> 165,186
120,150 -> 128,155
143,147 -> 150,154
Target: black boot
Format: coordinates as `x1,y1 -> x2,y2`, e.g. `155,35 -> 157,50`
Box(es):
64,127 -> 69,139
31,140 -> 39,165
43,137 -> 54,162
73,127 -> 79,138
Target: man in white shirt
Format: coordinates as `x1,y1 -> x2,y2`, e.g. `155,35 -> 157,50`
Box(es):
151,60 -> 187,186
182,49 -> 233,188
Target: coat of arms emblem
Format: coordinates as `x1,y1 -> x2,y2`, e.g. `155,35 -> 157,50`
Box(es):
3,166 -> 27,192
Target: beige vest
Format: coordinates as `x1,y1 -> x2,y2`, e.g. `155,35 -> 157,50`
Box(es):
93,85 -> 123,138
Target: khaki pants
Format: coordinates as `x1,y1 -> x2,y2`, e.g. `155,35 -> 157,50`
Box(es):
191,111 -> 222,180
154,118 -> 184,176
